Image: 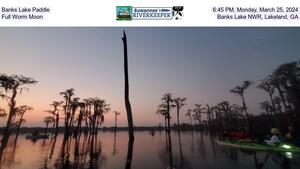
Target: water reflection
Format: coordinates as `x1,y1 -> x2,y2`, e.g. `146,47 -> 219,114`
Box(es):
0,139 -> 18,169
125,139 -> 134,169
253,152 -> 269,169
0,132 -> 299,169
178,131 -> 184,167
54,133 -> 107,169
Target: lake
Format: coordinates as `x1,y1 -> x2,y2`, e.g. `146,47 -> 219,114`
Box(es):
0,131 -> 299,169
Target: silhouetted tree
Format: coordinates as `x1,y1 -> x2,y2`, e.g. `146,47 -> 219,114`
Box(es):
156,106 -> 169,148
60,88 -> 75,137
185,109 -> 193,126
114,111 -> 121,132
173,97 -> 186,132
45,101 -> 61,137
69,97 -> 80,129
230,104 -> 244,129
271,61 -> 300,128
230,80 -> 253,132
0,74 -> 37,148
122,31 -> 135,169
257,77 -> 281,129
157,106 -> 168,132
13,105 -> 32,139
205,104 -> 213,131
122,31 -> 134,141
192,104 -> 205,131
269,74 -> 292,126
74,101 -> 85,137
83,98 -> 93,134
160,93 -> 175,169
259,101 -> 273,128
89,98 -> 109,134
44,116 -> 54,134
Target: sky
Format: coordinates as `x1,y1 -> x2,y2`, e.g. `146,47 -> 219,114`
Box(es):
0,27 -> 299,127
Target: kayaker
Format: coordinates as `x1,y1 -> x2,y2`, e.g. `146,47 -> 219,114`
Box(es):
265,128 -> 280,145
286,126 -> 294,139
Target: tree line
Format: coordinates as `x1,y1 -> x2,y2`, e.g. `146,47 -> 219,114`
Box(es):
156,61 -> 300,137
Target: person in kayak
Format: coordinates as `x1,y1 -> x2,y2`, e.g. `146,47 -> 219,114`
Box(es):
286,126 -> 294,139
284,126 -> 300,146
265,128 -> 280,145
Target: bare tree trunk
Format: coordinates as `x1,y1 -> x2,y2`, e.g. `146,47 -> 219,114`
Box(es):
55,114 -> 59,137
1,89 -> 17,147
242,95 -> 252,132
176,107 -> 180,132
15,121 -> 22,142
268,92 -> 281,129
115,114 -> 117,133
276,86 -> 292,126
51,120 -> 55,137
125,138 -> 134,169
122,31 -> 134,140
166,98 -> 173,169
164,116 -> 168,148
74,111 -> 83,137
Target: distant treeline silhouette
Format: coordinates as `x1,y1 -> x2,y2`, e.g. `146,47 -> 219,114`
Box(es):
155,61 -> 300,138
0,126 -> 181,134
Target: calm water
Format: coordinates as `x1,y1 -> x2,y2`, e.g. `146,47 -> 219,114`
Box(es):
0,131 -> 299,169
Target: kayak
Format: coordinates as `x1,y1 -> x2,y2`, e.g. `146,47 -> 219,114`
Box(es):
149,130 -> 155,136
224,131 -> 250,139
216,140 -> 300,153
26,134 -> 49,140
